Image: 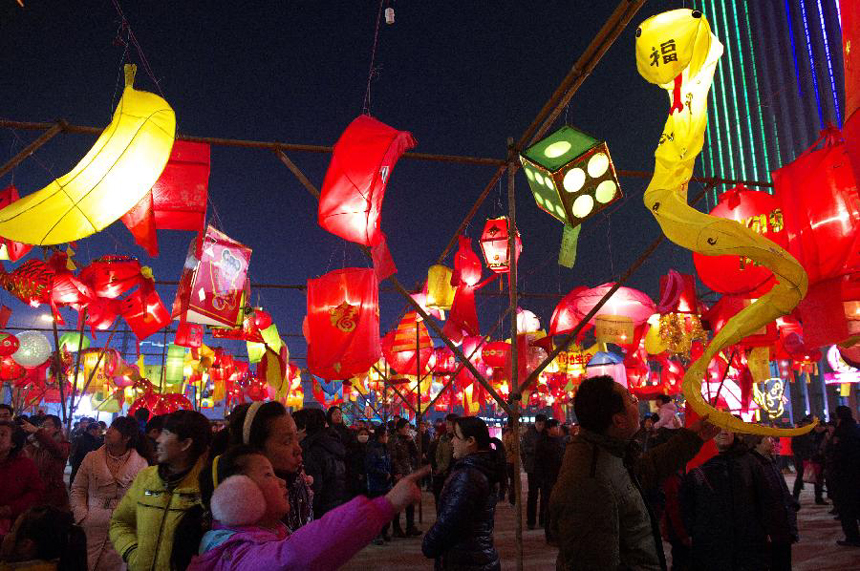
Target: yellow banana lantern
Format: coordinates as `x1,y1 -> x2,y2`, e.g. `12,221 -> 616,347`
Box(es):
636,9 -> 814,436
0,64 -> 175,245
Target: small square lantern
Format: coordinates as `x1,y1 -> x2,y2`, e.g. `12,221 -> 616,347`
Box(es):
479,217 -> 522,273
520,126 -> 622,226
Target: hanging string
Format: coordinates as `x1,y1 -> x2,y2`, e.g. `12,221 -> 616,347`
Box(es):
110,0 -> 165,98
109,22 -> 131,119
361,0 -> 387,115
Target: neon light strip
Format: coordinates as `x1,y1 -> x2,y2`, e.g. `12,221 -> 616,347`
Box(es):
835,0 -> 842,30
719,0 -> 748,179
784,0 -> 805,100
742,1 -> 772,180
694,0 -> 718,181
710,0 -> 736,178
798,0 -> 826,128
709,83 -> 726,178
815,0 -> 842,125
729,0 -> 758,180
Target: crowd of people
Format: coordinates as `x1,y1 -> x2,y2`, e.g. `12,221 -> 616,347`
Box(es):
0,378 -> 858,570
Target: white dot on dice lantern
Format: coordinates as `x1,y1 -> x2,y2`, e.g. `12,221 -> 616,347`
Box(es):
572,195 -> 594,218
525,168 -> 534,181
534,172 -> 545,186
563,168 -> 586,193
595,180 -> 617,204
587,152 -> 610,178
543,141 -> 572,159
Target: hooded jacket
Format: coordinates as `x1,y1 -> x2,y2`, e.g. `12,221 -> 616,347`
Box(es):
548,428 -> 703,571
422,450 -> 503,571
186,495 -> 394,571
108,455 -> 206,571
680,443 -> 773,571
301,428 -> 349,516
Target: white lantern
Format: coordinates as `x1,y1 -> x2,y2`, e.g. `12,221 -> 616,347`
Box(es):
12,330 -> 53,368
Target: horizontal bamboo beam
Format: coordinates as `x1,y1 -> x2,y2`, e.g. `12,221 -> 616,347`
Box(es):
0,119 -> 505,167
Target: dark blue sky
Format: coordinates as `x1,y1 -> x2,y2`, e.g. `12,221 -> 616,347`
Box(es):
0,0 -> 715,365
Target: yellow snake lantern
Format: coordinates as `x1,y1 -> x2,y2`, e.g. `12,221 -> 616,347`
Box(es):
636,9 -> 814,436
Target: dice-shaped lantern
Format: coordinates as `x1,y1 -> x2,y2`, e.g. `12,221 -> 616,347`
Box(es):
520,126 -> 622,226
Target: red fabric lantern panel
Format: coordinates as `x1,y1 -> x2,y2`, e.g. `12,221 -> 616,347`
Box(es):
174,321 -> 204,348
0,186 -> 33,262
479,217 -> 522,273
843,0 -> 860,179
481,341 -> 510,369
431,347 -> 456,374
306,268 -> 381,380
318,116 -> 416,279
79,256 -> 145,299
701,295 -> 777,348
121,141 -> 210,257
657,270 -> 698,314
0,333 -> 19,356
172,226 -> 252,327
452,236 -> 482,287
693,187 -> 788,297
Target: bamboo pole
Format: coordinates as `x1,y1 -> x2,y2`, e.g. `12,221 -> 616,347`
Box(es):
416,320 -> 423,524
70,322 -> 120,412
65,310 -> 88,433
506,139 -> 524,571
0,120 -> 65,179
50,317 -> 67,427
0,119 -> 503,167
518,183 -> 716,394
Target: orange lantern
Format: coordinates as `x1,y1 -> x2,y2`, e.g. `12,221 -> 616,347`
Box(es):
479,217 -> 522,273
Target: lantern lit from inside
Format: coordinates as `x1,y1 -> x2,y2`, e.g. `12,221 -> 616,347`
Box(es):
426,265 -> 455,310
520,126 -> 622,226
306,268 -> 381,380
11,331 -> 52,368
586,351 -> 628,388
479,217 -> 522,273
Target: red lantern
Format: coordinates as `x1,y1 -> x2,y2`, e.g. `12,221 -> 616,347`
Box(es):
121,141 -> 210,257
774,127 -> 860,346
0,333 -> 20,356
452,236 -> 482,287
481,341 -> 510,369
172,226 -> 252,327
382,312 -> 433,375
657,271 -> 698,314
692,186 -> 788,297
318,116 -> 416,279
550,283 -> 655,337
306,268 -> 381,380
479,217 -> 522,273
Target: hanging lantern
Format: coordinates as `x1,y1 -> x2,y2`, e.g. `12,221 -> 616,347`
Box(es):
479,217 -> 522,273
516,308 -> 541,334
58,332 -> 91,353
0,333 -> 20,357
551,283 -> 655,337
11,331 -> 52,368
121,140 -> 210,257
172,226 -> 252,327
247,323 -> 283,364
481,341 -> 510,370
0,65 -> 175,245
586,351 -> 628,387
382,312 -> 434,376
318,116 -> 416,279
520,126 -> 622,266
0,186 -> 33,262
306,268 -> 381,380
426,265 -> 455,311
692,187 -> 787,297
164,344 -> 187,385
594,315 -> 635,345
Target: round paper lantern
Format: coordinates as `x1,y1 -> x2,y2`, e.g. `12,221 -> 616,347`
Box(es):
253,309 -> 273,330
552,283 -> 655,336
58,332 -> 91,353
0,333 -> 20,356
692,187 -> 787,297
12,331 -> 52,368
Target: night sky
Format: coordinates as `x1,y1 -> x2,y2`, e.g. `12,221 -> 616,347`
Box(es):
0,0 -> 716,366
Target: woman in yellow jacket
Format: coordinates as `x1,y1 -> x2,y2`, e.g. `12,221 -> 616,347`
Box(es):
109,410 -> 212,571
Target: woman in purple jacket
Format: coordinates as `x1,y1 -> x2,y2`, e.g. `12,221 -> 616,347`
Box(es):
173,445 -> 425,570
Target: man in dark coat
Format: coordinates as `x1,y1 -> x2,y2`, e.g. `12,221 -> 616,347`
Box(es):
366,424 -> 394,544
681,428 -> 776,571
748,434 -> 799,570
69,421 -> 102,487
300,408 -> 349,516
534,418 -> 565,544
389,418 -> 421,537
520,413 -> 547,530
548,376 -> 718,570
832,406 -> 860,547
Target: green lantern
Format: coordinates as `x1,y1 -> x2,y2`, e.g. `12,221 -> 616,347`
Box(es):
58,332 -> 91,352
247,323 -> 283,364
164,344 -> 186,385
520,126 -> 622,267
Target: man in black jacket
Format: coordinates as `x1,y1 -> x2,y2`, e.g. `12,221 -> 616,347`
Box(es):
832,406 -> 860,547
520,413 -> 547,530
300,407 -> 349,516
534,418 -> 565,544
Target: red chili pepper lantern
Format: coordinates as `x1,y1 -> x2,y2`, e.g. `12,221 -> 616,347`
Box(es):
306,268 -> 381,380
692,186 -> 787,297
479,217 -> 522,274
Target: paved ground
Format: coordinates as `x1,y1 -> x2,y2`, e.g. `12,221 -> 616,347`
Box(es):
343,473 -> 860,570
